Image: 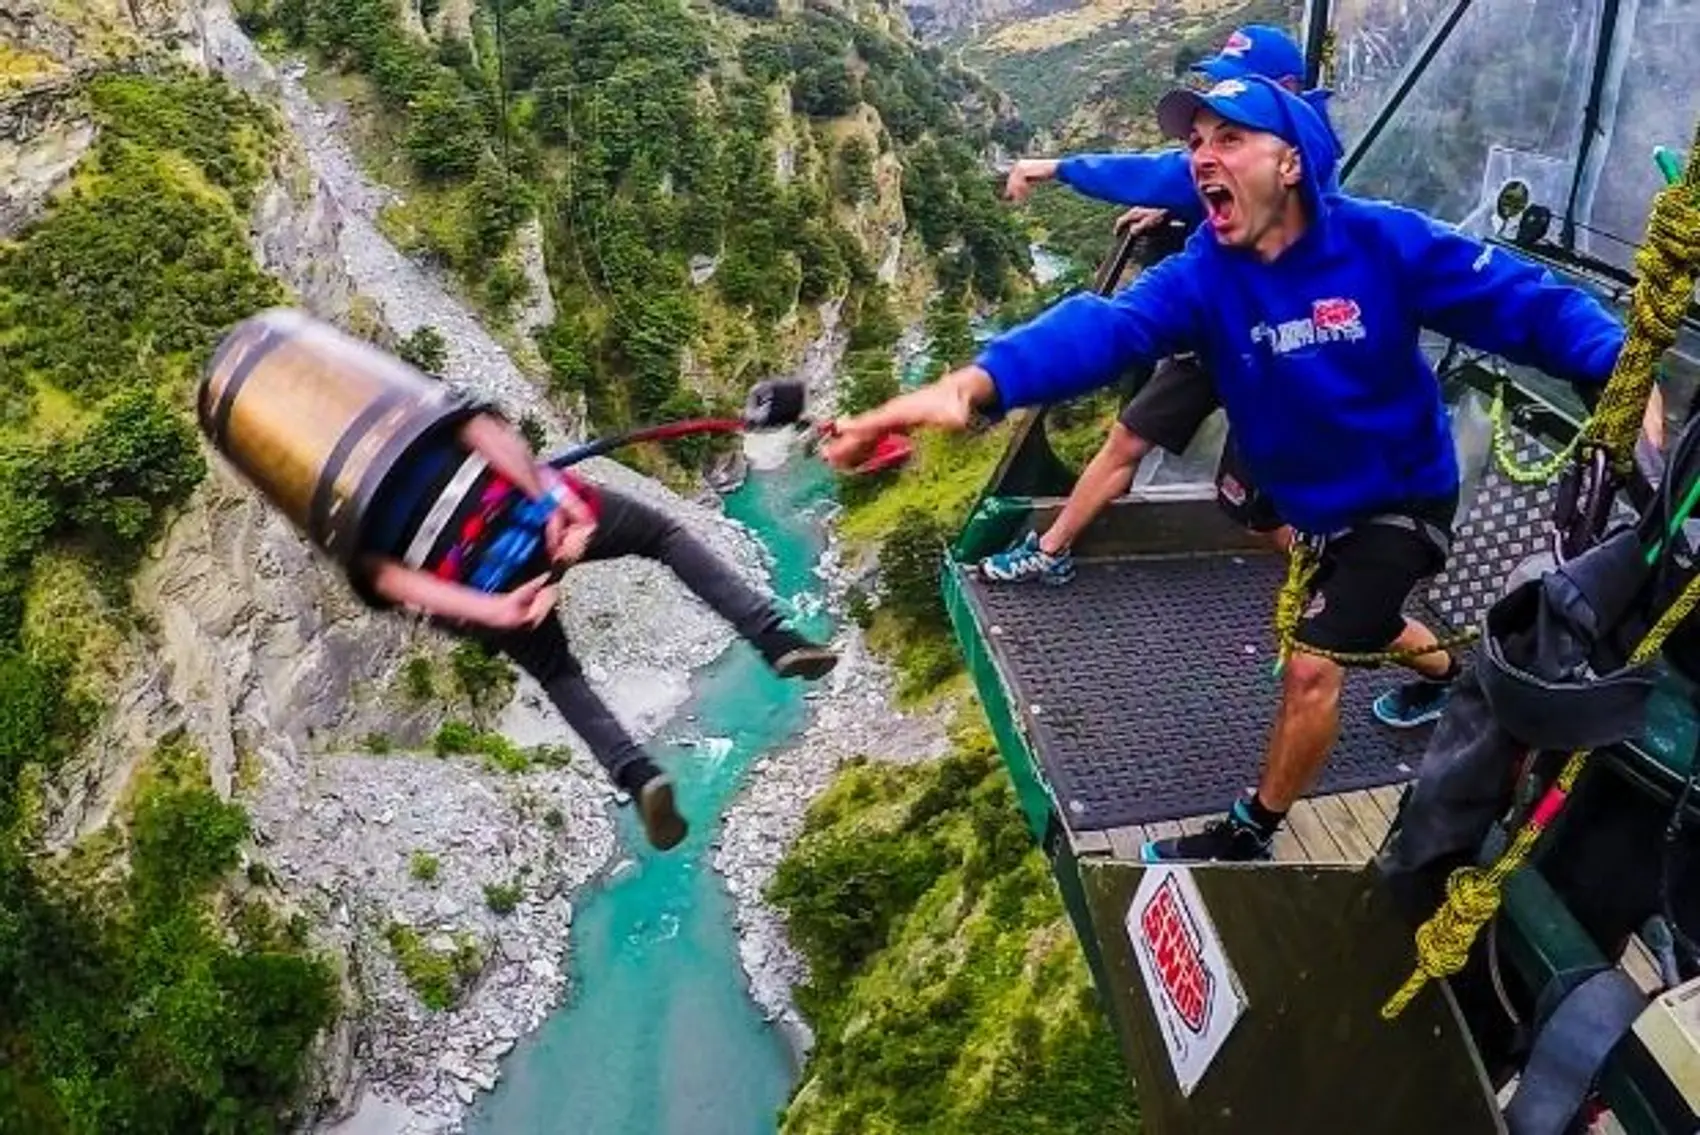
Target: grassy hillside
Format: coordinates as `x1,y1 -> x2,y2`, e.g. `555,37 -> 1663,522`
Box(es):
235,0 -> 1038,482
959,0 -> 1302,146
930,0 -> 1304,274
769,722 -> 1141,1134
0,67 -> 339,1132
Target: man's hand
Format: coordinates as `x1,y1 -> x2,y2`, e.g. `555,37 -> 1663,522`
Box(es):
1114,206 -> 1168,237
1003,159 -> 1059,205
819,366 -> 993,470
486,574 -> 558,630
1643,384 -> 1668,451
537,466 -> 598,566
545,509 -> 595,566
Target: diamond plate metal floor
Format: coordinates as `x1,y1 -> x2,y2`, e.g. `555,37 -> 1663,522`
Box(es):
962,553 -> 1436,832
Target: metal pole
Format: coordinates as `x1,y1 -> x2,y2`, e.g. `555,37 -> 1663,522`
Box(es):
1339,0 -> 1476,185
1562,0 -> 1624,250
1301,0 -> 1333,90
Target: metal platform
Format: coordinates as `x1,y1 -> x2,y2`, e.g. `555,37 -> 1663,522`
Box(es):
955,419 -> 1566,835
960,554 -> 1435,831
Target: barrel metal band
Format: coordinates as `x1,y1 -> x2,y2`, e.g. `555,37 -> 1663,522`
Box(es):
403,452 -> 489,569
309,389 -> 409,553
207,325 -> 286,448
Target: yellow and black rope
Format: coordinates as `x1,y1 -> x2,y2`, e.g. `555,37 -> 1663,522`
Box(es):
1382,124 -> 1700,1020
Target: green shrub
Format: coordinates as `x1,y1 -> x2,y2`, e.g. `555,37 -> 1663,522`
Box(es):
0,736 -> 338,1133
401,655 -> 436,702
86,69 -> 276,205
450,641 -> 515,711
397,326 -> 448,377
385,923 -> 483,1010
0,142 -> 283,406
771,735 -> 1140,1134
434,720 -> 479,756
483,881 -> 522,915
409,851 -> 440,883
878,508 -> 949,630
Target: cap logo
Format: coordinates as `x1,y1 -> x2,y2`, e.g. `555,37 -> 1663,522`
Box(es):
1208,79 -> 1248,99
1222,30 -> 1252,55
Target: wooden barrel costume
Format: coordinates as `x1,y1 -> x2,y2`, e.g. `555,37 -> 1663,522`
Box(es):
197,309 -> 490,569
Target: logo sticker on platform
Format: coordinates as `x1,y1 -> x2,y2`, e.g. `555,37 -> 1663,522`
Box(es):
1126,866 -> 1247,1094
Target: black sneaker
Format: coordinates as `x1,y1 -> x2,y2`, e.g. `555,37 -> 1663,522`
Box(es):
1140,798 -> 1274,863
1372,676 -> 1452,729
617,759 -> 688,851
759,628 -> 838,681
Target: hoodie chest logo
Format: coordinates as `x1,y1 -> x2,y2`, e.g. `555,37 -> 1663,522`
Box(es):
1250,297 -> 1367,356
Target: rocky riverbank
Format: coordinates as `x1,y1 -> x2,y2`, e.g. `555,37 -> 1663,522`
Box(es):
712,533 -> 950,1052
167,8 -> 778,1130
253,745 -> 618,1135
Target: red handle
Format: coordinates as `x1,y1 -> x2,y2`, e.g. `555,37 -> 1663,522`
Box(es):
812,422 -> 914,475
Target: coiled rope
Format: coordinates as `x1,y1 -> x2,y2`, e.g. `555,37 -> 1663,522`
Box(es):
1383,127 -> 1700,1019
1381,569 -> 1700,1018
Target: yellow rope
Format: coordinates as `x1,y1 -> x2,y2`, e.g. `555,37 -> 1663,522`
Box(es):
1381,569 -> 1700,1019
1488,384 -> 1589,485
1271,538 -> 1479,672
1581,126 -> 1700,473
1379,128 -> 1700,1021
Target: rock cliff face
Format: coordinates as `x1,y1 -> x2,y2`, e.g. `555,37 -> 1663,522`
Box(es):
5,2 -> 778,1129
901,0 -> 1078,40
0,76 -> 93,235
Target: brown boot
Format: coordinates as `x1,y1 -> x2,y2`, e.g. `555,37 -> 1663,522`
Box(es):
618,758 -> 688,851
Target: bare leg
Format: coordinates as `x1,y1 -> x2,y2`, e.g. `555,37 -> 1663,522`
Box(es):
1257,653 -> 1346,812
1390,616 -> 1454,679
1038,424 -> 1150,555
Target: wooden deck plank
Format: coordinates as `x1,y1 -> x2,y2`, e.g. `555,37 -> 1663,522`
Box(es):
1107,825 -> 1147,860
1147,819 -> 1184,840
1286,800 -> 1348,862
1341,790 -> 1395,855
1309,795 -> 1379,864
1271,825 -> 1311,863
1369,785 -> 1407,825
1073,830 -> 1113,856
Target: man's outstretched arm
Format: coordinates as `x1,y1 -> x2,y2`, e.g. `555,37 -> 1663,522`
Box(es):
1005,151 -> 1202,219
1054,151 -> 1204,220
363,556 -> 559,629
1393,205 -> 1626,386
823,252 -> 1202,467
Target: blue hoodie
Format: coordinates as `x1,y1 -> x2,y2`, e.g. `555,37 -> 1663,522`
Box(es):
1055,89 -> 1343,223
976,78 -> 1626,537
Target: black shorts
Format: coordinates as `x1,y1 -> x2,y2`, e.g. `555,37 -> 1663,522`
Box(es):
1295,496 -> 1457,660
1215,441 -> 1283,533
1117,354 -> 1217,454
1117,357 -> 1282,532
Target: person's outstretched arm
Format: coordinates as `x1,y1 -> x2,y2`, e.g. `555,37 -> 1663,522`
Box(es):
362,556 -> 559,629
1389,204 -> 1625,387
1006,152 -> 1203,221
822,250 -> 1204,468
1054,151 -> 1204,221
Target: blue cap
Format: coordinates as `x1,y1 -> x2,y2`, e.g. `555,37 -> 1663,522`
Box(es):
1191,24 -> 1304,84
1157,76 -> 1297,144
1154,75 -> 1341,215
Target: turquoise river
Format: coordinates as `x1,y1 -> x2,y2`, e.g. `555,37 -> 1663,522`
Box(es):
465,451 -> 837,1135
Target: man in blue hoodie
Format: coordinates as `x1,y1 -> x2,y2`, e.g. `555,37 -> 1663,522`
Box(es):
1003,24 -> 1337,218
822,76 -> 1625,863
983,25 -> 1340,619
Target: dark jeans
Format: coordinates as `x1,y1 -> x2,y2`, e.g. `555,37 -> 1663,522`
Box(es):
451,484 -> 793,784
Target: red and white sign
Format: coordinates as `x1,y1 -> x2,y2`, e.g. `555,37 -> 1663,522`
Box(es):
1126,866 -> 1247,1094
